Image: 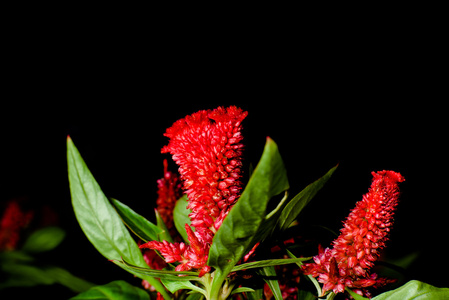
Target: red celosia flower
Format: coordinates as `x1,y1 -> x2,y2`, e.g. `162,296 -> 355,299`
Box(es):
156,159 -> 182,231
0,200 -> 34,251
141,105 -> 247,277
161,106 -> 247,240
303,170 -> 405,296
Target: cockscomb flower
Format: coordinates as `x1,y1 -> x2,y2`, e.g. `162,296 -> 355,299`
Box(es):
161,106 -> 247,240
155,159 -> 182,232
0,200 -> 34,251
141,106 -> 247,276
303,170 -> 405,296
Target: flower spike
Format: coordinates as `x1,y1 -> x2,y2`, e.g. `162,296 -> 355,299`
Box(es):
161,105 -> 247,242
303,170 -> 405,295
142,106 -> 247,277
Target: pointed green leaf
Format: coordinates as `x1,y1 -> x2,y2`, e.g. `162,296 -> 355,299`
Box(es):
277,164 -> 338,232
0,263 -> 94,292
22,227 -> 66,253
346,288 -> 369,300
67,137 -> 143,263
155,209 -> 174,243
258,266 -> 283,300
113,258 -> 200,281
161,279 -> 206,295
208,137 -> 289,295
70,280 -> 150,300
173,194 -> 191,243
372,280 -> 449,300
67,137 -> 169,299
231,257 -> 311,272
231,287 -> 256,294
111,198 -> 162,242
246,288 -> 264,300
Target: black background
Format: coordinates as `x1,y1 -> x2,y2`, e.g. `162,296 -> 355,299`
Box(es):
2,15 -> 447,299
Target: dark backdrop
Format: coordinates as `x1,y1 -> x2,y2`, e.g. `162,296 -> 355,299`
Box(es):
2,26 -> 447,298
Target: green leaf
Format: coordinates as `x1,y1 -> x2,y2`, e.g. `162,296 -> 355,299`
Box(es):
113,258 -> 200,281
372,280 -> 449,300
44,266 -> 96,292
346,288 -> 369,300
297,289 -> 316,300
67,137 -> 169,299
258,266 -> 282,300
70,280 -> 150,300
0,263 -> 94,292
277,164 -> 338,232
208,137 -> 289,296
161,279 -> 206,295
0,250 -> 35,263
111,198 -> 163,243
155,209 -> 174,243
21,227 -> 66,253
246,288 -> 263,300
173,194 -> 191,243
230,257 -> 311,272
231,287 -> 255,295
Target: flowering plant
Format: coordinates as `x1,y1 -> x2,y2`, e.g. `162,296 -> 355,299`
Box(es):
67,106 -> 448,300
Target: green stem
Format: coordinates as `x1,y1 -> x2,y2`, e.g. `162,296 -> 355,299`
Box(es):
208,270 -> 227,300
325,292 -> 336,300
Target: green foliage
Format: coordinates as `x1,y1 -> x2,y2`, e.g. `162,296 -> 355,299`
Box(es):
258,266 -> 283,300
0,225 -> 95,293
372,280 -> 449,300
21,227 -> 66,253
173,195 -> 191,243
67,137 -> 169,299
155,209 -> 174,243
70,280 -> 150,300
111,198 -> 162,243
230,257 -> 311,272
208,137 -> 289,295
113,258 -> 200,281
67,137 -> 144,264
276,164 -> 338,232
66,135 -> 442,300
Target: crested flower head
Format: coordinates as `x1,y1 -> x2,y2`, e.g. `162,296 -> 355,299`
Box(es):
161,106 -> 247,240
141,106 -> 247,277
303,170 -> 405,296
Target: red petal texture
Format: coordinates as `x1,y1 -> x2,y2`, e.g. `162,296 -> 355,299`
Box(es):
143,106 -> 247,276
161,106 -> 247,241
303,170 -> 404,296
155,159 -> 182,232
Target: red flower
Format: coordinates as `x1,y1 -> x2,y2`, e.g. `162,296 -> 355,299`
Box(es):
140,224 -> 211,276
161,106 -> 247,240
303,170 -> 405,296
142,106 -> 247,276
156,159 -> 182,232
0,200 -> 34,251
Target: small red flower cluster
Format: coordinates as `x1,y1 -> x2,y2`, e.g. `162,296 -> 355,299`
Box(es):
0,200 -> 34,251
141,106 -> 248,276
303,170 -> 405,296
155,159 -> 182,232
